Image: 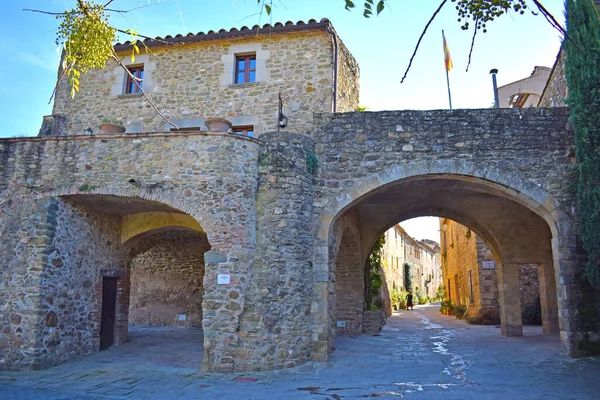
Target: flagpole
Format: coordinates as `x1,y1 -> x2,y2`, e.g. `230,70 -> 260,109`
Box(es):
442,30 -> 453,110
446,67 -> 453,111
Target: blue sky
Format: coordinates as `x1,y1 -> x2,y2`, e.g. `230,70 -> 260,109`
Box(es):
1,0 -> 565,138
0,1 -> 567,242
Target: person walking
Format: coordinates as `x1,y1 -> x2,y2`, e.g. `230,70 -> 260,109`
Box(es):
407,291 -> 414,311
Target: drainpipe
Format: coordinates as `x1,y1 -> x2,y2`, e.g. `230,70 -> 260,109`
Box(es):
325,25 -> 339,113
490,69 -> 500,109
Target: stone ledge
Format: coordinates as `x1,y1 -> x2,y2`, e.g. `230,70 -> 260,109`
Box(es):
0,131 -> 264,145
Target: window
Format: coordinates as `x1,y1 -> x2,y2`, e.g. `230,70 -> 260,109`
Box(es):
235,55 -> 256,84
233,126 -> 254,137
125,65 -> 144,94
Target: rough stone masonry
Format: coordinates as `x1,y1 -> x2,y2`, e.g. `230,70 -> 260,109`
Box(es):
1,107 -> 599,373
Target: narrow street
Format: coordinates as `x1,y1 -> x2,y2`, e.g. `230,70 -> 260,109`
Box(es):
1,303 -> 598,399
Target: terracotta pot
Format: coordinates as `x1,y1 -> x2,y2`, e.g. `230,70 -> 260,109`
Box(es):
205,117 -> 232,132
99,123 -> 126,135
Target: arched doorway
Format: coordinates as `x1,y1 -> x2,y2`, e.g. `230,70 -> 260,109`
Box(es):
317,172 -> 563,358
33,194 -> 211,368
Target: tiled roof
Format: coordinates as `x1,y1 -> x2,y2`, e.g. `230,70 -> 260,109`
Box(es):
114,18 -> 333,51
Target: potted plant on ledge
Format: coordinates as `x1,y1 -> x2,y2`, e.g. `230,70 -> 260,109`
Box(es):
99,118 -> 126,135
204,117 -> 232,132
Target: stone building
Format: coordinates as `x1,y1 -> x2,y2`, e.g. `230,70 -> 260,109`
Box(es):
440,219 -> 548,327
380,225 -> 442,299
40,18 -> 359,137
419,239 -> 443,299
39,19 -> 360,336
1,15 -> 600,374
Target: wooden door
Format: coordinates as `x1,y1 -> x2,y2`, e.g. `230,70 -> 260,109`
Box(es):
100,277 -> 118,350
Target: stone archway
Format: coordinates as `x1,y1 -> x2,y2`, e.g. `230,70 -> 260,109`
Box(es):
313,162 -> 569,360
331,212 -> 364,337
0,193 -> 220,370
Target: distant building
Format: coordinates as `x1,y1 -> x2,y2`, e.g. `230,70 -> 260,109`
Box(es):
380,225 -> 442,302
439,218 -> 541,323
497,66 -> 551,108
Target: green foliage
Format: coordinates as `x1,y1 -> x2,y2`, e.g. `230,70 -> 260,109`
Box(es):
389,289 -> 409,310
436,284 -> 446,300
78,183 -> 98,192
465,308 -> 500,325
418,295 -> 430,305
56,1 -> 117,98
357,105 -> 370,112
453,304 -> 467,319
403,263 -> 413,291
257,152 -> 270,167
452,0 -> 530,33
344,0 -> 386,17
440,300 -> 454,313
306,151 -> 318,175
365,236 -> 385,309
564,0 -> 600,288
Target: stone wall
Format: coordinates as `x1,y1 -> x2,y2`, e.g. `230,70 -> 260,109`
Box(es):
0,132 -> 261,371
336,38 -> 360,113
476,236 -> 499,311
539,50 -> 567,108
2,106 -> 600,372
310,108 -> 599,358
333,213 -> 364,336
44,199 -> 127,367
129,241 -> 207,328
520,264 -> 541,324
50,31 -> 351,137
0,197 -> 128,370
0,199 -> 57,370
234,132 -> 315,371
440,219 -> 480,314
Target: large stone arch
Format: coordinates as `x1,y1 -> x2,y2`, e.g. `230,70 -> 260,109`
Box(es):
0,190 -> 246,371
312,160 -> 571,359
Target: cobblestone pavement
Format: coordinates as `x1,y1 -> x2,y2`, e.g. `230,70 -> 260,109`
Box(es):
1,303 -> 599,399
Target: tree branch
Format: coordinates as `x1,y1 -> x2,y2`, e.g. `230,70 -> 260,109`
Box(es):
465,18 -> 478,72
400,0 -> 447,83
111,50 -> 178,129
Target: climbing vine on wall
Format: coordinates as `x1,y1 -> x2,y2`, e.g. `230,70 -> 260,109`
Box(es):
404,263 -> 413,291
564,0 -> 600,288
365,235 -> 385,309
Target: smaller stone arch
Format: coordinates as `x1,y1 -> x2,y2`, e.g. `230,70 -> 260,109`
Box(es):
36,186 -> 221,242
121,212 -> 205,244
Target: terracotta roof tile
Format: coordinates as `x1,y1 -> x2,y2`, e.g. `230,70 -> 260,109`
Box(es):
114,18 -> 333,51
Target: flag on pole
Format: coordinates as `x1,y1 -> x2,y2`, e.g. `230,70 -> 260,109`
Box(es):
442,30 -> 453,110
443,31 -> 453,71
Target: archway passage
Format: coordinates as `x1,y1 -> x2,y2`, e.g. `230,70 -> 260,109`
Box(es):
325,174 -> 560,354
17,194 -> 210,369
125,226 -> 210,330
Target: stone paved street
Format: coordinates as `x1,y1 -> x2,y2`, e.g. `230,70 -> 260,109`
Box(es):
1,303 -> 598,399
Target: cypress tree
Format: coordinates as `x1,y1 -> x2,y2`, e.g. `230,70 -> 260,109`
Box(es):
564,0 -> 600,287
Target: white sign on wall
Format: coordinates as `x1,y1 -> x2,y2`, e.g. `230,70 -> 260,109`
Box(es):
217,273 -> 231,285
482,261 -> 496,269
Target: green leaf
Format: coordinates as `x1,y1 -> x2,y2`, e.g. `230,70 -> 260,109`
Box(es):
345,0 -> 355,11
377,1 -> 385,15
265,4 -> 271,15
